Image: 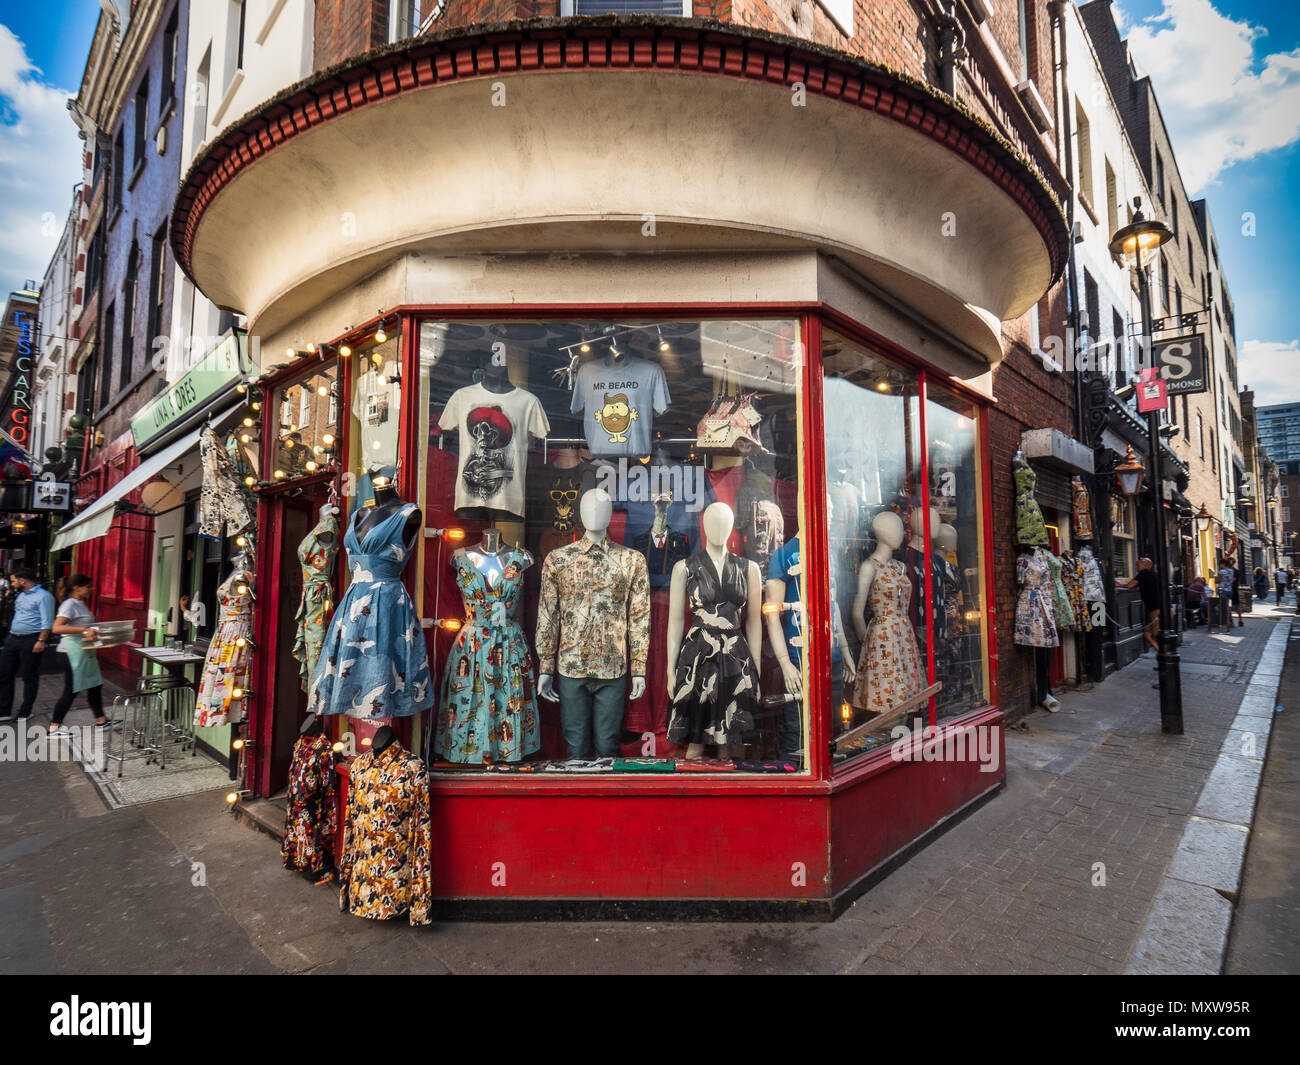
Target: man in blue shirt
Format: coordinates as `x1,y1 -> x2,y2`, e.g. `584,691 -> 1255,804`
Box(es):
0,568 -> 56,721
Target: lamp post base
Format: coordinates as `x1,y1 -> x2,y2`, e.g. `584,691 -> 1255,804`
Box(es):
1156,628 -> 1183,734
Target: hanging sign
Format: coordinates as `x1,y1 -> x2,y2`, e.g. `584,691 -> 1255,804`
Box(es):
131,331 -> 246,448
33,482 -> 71,510
1150,334 -> 1207,395
1136,367 -> 1168,413
6,308 -> 34,447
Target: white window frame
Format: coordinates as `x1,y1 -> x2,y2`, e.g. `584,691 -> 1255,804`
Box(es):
560,0 -> 693,14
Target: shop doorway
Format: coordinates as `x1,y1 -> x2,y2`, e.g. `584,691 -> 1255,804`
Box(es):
266,495 -> 315,794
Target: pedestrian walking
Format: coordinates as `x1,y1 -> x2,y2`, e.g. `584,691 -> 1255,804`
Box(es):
1254,566 -> 1269,602
1185,576 -> 1208,627
49,574 -> 109,735
1215,559 -> 1239,628
1278,565 -> 1291,605
0,568 -> 56,721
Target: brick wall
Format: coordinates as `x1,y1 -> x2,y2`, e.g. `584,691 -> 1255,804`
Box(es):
315,0 -> 391,70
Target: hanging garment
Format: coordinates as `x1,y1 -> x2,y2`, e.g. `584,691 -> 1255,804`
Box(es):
281,733 -> 338,876
1072,476 -> 1094,541
1061,554 -> 1091,632
195,570 -> 254,727
1047,552 -> 1076,632
1014,462 -> 1049,547
292,510 -> 341,691
439,382 -> 550,517
1014,549 -> 1059,648
851,558 -> 924,714
338,740 -> 432,926
199,424 -> 256,540
1078,547 -> 1106,603
622,586 -> 673,745
434,546 -> 541,764
666,551 -> 760,747
309,503 -> 433,720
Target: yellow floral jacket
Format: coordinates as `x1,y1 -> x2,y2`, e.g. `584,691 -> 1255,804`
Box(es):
338,741 -> 432,926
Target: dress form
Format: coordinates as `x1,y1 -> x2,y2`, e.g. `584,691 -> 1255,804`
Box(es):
356,472 -> 421,551
538,490 -> 647,704
667,501 -> 762,759
853,511 -> 906,642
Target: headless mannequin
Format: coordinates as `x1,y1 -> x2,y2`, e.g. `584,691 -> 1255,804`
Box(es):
538,490 -> 647,703
371,724 -> 397,755
479,357 -> 514,395
667,502 -> 763,759
853,511 -> 906,642
355,473 -> 421,551
456,527 -> 525,590
300,713 -> 324,739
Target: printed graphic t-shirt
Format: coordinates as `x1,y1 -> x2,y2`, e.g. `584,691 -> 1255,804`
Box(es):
439,382 -> 550,517
571,355 -> 670,458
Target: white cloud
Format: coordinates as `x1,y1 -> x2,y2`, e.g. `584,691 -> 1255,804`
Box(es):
1240,339 -> 1300,406
0,24 -> 84,295
1123,0 -> 1300,192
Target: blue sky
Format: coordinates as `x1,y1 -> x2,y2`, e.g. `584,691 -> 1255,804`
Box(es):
1,0 -> 1297,406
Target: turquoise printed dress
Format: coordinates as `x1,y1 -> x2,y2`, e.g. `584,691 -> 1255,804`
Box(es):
309,503 -> 433,720
433,547 -> 540,764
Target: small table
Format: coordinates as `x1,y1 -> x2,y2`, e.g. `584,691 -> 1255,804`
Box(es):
132,645 -> 207,676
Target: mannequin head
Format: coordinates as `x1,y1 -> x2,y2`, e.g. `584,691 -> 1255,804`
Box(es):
909,506 -> 940,545
580,488 -> 613,534
702,501 -> 736,548
936,523 -> 958,554
872,510 -> 905,551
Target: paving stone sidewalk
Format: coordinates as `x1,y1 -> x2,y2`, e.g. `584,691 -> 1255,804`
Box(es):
0,604 -> 1290,974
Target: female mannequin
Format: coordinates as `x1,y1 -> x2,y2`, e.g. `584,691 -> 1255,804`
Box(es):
850,511 -> 923,715
356,468 -> 421,551
665,502 -> 763,759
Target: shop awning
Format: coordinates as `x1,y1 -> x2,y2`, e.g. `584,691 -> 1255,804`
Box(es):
51,428 -> 200,552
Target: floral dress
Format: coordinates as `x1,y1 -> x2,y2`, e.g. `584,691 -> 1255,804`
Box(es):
198,424 -> 255,539
1047,552 -> 1076,632
281,733 -> 337,876
1014,462 -> 1049,547
195,570 -> 254,727
339,740 -> 432,925
666,551 -> 760,747
434,547 -> 541,764
1061,555 -> 1091,632
309,503 -> 433,720
292,511 -> 340,691
1014,549 -> 1059,647
851,558 -> 924,714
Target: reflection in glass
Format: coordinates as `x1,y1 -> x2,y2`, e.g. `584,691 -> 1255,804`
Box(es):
273,363 -> 338,479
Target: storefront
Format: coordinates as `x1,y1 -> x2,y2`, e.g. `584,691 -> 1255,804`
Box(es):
171,19 -> 1067,913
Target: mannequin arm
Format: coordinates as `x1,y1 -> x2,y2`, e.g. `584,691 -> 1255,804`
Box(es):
665,560 -> 688,692
852,559 -> 877,642
764,576 -> 801,694
832,601 -> 856,682
745,561 -> 763,669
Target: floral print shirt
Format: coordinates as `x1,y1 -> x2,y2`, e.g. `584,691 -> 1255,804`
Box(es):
535,536 -> 651,679
338,741 -> 432,926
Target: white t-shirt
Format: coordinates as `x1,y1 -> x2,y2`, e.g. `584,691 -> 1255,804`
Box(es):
56,597 -> 94,652
438,382 -> 550,517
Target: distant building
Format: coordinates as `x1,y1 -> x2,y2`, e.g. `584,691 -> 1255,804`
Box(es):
1257,402 -> 1300,465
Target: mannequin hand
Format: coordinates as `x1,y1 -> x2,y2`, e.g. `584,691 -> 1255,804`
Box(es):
629,675 -> 645,701
538,674 -> 558,702
841,656 -> 857,684
778,659 -> 802,694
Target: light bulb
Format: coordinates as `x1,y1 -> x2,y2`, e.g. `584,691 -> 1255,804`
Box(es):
235,637 -> 246,647
243,475 -> 255,486
371,440 -> 381,450
339,345 -> 351,357
877,381 -> 889,392
239,433 -> 252,444
446,528 -> 466,541
231,687 -> 244,700
371,352 -> 383,366
226,791 -> 239,804
232,738 -> 244,750
660,340 -> 670,351
375,328 -> 387,344
306,343 -> 316,354
284,438 -> 294,448
440,619 -> 462,631
236,584 -> 249,595
274,469 -> 286,478
318,385 -> 329,396
285,347 -> 295,358
235,535 -> 247,547
313,445 -> 323,455
236,383 -> 247,394
322,433 -> 334,445
580,342 -> 590,352
251,401 -> 261,411
305,461 -> 317,472
243,416 -> 253,427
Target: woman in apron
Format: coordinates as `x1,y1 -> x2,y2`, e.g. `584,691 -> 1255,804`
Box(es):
50,574 -> 109,735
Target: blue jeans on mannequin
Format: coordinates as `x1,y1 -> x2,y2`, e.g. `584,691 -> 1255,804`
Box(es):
557,675 -> 627,759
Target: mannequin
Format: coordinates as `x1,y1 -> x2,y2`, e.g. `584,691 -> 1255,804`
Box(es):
356,468 -> 421,550
906,506 -> 942,644
371,724 -> 397,755
665,502 -> 763,759
282,711 -> 338,885
537,489 -> 650,759
1014,545 -> 1060,712
434,528 -> 540,764
850,511 -> 924,717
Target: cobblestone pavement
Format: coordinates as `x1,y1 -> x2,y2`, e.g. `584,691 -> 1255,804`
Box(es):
0,601 -> 1291,974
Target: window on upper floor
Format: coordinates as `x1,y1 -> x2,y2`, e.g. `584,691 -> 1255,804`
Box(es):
1075,100 -> 1095,209
161,7 -> 179,109
195,45 -> 211,141
1171,199 -> 1178,237
1105,158 -> 1118,237
1017,0 -> 1030,81
1182,395 -> 1189,439
1175,282 -> 1182,322
567,0 -> 693,15
111,128 -> 124,210
120,244 -> 138,392
390,0 -> 423,40
1198,412 -> 1204,458
148,224 -> 167,353
224,2 -> 246,96
1113,308 -> 1126,387
100,301 -> 116,409
133,75 -> 149,171
1155,152 -> 1165,207
1160,252 -> 1170,313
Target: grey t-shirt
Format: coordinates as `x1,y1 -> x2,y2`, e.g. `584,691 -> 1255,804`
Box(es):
571,355 -> 670,458
56,598 -> 94,651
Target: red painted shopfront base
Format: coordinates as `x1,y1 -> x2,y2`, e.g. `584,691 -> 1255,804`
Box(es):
334,709 -> 1005,921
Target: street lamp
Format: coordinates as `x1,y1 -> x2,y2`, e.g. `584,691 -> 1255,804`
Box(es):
1114,444 -> 1144,497
1195,504 -> 1212,534
1110,198 -> 1182,735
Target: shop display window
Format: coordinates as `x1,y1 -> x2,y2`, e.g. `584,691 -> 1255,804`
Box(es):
349,331 -> 402,495
414,317 -> 809,775
1112,495 -> 1135,578
925,383 -> 991,721
271,362 -> 339,481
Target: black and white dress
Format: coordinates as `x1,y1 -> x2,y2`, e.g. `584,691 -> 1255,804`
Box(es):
666,551 -> 760,747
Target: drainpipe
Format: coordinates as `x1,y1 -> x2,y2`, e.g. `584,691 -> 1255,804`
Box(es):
931,2 -> 964,96
1049,0 -> 1084,445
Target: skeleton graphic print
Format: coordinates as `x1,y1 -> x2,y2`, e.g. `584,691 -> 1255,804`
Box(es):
439,381 -> 550,517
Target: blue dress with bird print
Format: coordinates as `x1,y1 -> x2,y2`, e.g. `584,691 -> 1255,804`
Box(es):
309,503 -> 433,720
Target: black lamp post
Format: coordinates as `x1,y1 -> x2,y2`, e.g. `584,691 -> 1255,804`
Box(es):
1110,199 -> 1183,735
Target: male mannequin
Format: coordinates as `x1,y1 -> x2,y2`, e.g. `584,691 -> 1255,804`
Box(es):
537,489 -> 649,759
666,502 -> 763,759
